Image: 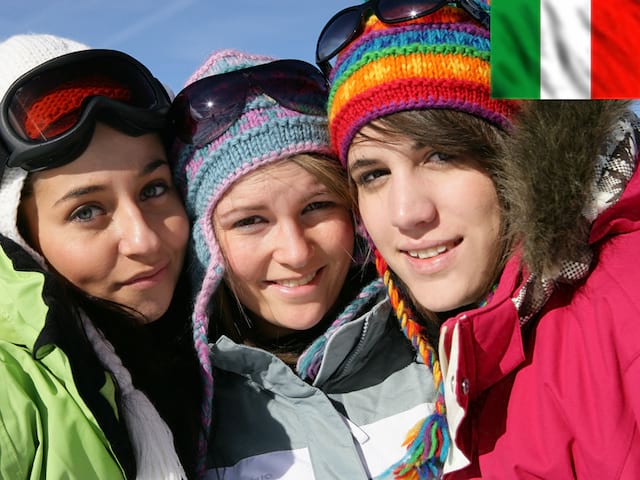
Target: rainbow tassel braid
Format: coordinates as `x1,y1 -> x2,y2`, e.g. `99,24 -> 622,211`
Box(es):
375,250 -> 450,480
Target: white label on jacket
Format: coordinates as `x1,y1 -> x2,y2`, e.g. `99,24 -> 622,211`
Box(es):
204,448 -> 315,480
440,323 -> 471,474
353,402 -> 434,478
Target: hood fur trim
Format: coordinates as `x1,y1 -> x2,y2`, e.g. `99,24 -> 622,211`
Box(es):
499,100 -> 634,278
0,166 -> 46,268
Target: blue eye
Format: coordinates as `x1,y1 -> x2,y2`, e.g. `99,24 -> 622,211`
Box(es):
70,205 -> 103,223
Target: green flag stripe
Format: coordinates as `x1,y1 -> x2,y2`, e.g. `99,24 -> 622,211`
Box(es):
491,0 -> 541,99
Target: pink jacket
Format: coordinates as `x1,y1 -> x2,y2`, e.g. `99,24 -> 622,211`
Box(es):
440,102 -> 640,479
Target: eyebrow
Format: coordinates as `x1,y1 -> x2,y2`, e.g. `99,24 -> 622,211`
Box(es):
53,158 -> 169,207
217,186 -> 332,220
141,158 -> 169,176
348,157 -> 378,175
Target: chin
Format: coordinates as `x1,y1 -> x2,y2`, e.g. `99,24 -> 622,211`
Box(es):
411,289 -> 466,314
277,308 -> 326,332
136,303 -> 170,324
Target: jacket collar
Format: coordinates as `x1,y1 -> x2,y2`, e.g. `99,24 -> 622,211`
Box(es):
210,296 -> 392,389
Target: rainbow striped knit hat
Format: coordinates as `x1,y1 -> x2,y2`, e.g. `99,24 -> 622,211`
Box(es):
327,3 -> 518,165
171,48 -> 333,472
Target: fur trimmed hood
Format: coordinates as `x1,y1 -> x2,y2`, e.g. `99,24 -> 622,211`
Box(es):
499,100 -> 639,280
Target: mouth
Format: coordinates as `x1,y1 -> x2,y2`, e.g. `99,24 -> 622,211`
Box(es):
269,269 -> 319,288
123,264 -> 168,286
404,240 -> 461,259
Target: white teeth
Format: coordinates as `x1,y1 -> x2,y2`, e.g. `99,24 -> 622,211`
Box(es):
276,272 -> 316,287
408,245 -> 447,259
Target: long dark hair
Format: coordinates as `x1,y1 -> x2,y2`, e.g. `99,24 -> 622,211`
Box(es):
68,272 -> 202,478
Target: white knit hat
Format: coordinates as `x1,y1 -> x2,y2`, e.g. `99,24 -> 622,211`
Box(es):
0,33 -> 88,101
0,34 -> 88,258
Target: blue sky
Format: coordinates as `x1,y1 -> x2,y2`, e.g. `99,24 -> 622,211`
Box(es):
1,0 -> 349,94
2,1 -> 638,112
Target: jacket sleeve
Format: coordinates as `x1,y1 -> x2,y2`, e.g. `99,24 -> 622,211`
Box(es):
0,353 -> 41,480
624,355 -> 640,430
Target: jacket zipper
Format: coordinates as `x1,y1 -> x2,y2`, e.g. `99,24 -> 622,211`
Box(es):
338,316 -> 370,377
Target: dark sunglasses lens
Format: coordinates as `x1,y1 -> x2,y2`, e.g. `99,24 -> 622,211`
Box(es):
317,7 -> 364,63
172,78 -> 246,147
7,55 -> 159,142
376,0 -> 444,21
259,62 -> 327,115
459,0 -> 490,26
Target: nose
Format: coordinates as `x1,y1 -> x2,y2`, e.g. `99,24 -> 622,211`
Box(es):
116,204 -> 162,258
389,173 -> 437,232
272,220 -> 313,269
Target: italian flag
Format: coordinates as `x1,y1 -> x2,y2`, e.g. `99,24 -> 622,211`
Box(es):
491,0 -> 640,99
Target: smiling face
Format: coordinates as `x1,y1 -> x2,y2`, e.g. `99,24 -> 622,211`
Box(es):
347,125 -> 502,313
20,123 -> 189,323
213,158 -> 355,338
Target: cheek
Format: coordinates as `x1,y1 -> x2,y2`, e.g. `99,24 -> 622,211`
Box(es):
40,235 -> 109,288
154,201 -> 190,249
167,213 -> 190,254
219,233 -> 263,284
321,212 -> 356,258
357,194 -> 386,246
471,182 -> 501,232
466,182 -> 503,266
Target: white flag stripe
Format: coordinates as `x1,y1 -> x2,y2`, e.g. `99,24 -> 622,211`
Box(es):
540,0 -> 591,99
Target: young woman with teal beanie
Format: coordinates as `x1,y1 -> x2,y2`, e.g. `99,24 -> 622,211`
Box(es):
171,48 -> 438,479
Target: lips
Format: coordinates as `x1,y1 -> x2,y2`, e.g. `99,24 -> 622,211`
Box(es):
122,263 -> 168,286
407,244 -> 448,259
275,272 -> 316,287
403,239 -> 462,259
267,268 -> 322,288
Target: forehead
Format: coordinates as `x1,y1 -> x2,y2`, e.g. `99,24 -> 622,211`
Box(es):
30,125 -> 166,183
228,160 -> 320,193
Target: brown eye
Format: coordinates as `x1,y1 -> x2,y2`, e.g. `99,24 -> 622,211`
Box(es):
141,182 -> 168,200
233,216 -> 264,228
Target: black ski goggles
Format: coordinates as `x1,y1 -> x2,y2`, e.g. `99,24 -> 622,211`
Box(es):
169,59 -> 328,148
0,49 -> 171,173
316,0 -> 490,75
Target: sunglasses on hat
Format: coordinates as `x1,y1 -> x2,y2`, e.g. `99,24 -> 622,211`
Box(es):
0,49 -> 171,173
316,0 -> 490,76
169,59 -> 328,148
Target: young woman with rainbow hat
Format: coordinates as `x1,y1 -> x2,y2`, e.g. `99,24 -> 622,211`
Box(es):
321,1 -> 640,478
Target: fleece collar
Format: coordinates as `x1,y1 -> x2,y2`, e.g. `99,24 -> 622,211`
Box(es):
0,166 -> 46,268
